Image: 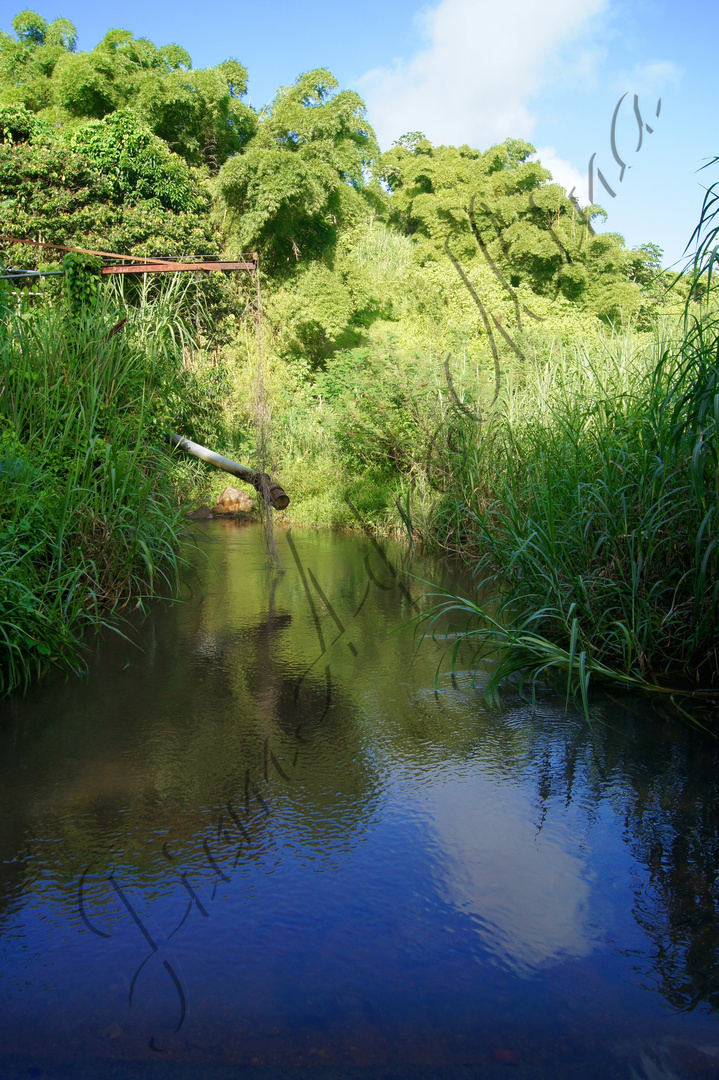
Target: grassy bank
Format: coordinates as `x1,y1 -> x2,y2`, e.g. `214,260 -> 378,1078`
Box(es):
414,309 -> 719,713
411,180 -> 719,713
0,283 -> 222,696
230,262 -> 719,710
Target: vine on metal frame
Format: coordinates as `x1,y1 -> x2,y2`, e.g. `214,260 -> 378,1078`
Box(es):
63,252 -> 102,311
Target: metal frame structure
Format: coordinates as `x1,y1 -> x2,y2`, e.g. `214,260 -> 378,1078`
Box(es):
0,235 -> 257,278
0,235 -> 290,510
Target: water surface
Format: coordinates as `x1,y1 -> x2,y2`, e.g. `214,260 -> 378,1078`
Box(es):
1,522 -> 719,1079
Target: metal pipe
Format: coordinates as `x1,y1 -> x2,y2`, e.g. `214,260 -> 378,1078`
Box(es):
0,270 -> 65,279
168,433 -> 290,510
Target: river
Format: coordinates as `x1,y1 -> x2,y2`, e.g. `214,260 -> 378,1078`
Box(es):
0,522 -> 718,1078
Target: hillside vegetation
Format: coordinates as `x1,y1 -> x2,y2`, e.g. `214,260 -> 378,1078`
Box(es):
1,10 -> 716,713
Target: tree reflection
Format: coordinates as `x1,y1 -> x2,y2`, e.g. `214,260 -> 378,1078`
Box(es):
501,696 -> 719,1013
619,736 -> 719,1011
0,530 -> 387,907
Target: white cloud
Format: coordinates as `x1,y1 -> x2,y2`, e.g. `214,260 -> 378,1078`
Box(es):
359,0 -> 609,151
611,59 -> 682,99
533,145 -> 588,202
428,777 -> 599,975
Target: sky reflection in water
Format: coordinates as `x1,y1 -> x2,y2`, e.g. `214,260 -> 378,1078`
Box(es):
0,522 -> 718,1079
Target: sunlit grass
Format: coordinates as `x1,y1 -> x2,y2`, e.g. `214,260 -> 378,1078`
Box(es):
0,289 -> 197,696
417,309 -> 719,721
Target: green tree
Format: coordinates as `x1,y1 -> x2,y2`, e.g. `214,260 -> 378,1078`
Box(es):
217,69 -> 378,271
130,59 -> 255,170
0,11 -> 77,113
0,105 -> 214,259
380,134 -> 643,322
70,110 -> 206,213
0,12 -> 255,168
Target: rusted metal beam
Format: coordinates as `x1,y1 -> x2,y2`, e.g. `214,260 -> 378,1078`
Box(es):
0,236 -> 259,274
0,235 -> 180,266
102,259 -> 257,275
168,433 -> 289,511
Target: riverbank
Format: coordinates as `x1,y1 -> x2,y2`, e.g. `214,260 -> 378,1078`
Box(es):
4,283 -> 718,714
0,292 -> 217,696
414,316 -> 719,714
246,307 -> 719,716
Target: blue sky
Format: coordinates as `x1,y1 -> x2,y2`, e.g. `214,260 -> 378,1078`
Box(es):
3,0 -> 716,267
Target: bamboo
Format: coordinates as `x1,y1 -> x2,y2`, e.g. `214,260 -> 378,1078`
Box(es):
168,433 -> 290,510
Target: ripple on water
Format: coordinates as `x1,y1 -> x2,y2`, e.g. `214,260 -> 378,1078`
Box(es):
0,523 -> 717,1078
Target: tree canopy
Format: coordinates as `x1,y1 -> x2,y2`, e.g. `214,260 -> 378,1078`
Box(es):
217,69 -> 378,271
380,135 -> 646,322
0,12 -> 254,168
0,9 -> 671,349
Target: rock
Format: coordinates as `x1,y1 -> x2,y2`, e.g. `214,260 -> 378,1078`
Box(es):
186,504 -> 214,520
187,488 -> 255,520
494,1048 -> 517,1066
214,486 -> 255,514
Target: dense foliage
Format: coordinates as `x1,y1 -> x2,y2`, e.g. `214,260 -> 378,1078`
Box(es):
217,69 -> 378,271
0,10 -> 672,337
0,103 -> 215,258
0,11 -> 254,167
0,9 -> 713,711
0,282 -> 233,695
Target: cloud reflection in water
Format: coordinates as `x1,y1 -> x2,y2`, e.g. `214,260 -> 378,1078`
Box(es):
429,776 -> 597,974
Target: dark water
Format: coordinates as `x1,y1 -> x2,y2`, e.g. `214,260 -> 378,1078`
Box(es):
1,523 -> 719,1080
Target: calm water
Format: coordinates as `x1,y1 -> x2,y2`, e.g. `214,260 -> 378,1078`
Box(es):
1,522 -> 719,1079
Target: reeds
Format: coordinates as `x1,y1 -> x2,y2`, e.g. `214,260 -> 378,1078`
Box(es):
0,289 -> 193,696
418,301 -> 719,718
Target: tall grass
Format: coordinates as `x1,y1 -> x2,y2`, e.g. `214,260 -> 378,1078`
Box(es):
415,172 -> 719,720
417,307 -> 719,715
0,287 -> 199,696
